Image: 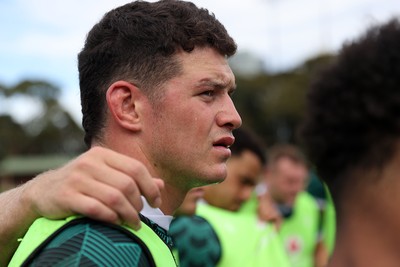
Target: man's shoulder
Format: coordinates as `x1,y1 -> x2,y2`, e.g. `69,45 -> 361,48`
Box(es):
170,215 -> 221,266
170,215 -> 214,236
25,218 -> 155,266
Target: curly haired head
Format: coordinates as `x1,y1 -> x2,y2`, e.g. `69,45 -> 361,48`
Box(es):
301,18 -> 400,195
78,0 -> 237,146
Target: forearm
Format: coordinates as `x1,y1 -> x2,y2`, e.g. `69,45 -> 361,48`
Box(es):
0,148 -> 164,265
0,180 -> 39,265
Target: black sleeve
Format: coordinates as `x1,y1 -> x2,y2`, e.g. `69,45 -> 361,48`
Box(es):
25,219 -> 154,267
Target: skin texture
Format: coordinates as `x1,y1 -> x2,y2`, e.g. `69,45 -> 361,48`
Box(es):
140,47 -> 240,188
105,46 -> 241,215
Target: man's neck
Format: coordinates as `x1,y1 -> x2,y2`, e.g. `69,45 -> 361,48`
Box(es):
329,209 -> 400,267
158,182 -> 188,215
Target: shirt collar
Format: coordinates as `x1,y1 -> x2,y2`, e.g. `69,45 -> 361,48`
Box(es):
140,196 -> 173,231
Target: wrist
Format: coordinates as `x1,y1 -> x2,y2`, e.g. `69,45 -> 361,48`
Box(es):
19,176 -> 43,222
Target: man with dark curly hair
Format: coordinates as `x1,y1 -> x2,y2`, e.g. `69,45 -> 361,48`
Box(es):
301,18 -> 400,266
8,1 -> 241,266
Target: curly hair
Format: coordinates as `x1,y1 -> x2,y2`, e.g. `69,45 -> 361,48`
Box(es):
78,0 -> 237,146
301,18 -> 400,194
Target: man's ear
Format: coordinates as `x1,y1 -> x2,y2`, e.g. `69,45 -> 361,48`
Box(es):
106,81 -> 144,131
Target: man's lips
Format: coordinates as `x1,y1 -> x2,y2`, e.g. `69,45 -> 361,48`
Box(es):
213,136 -> 235,148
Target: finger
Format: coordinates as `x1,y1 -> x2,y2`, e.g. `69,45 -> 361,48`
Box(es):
149,178 -> 164,208
77,177 -> 143,230
71,195 -> 142,230
93,168 -> 146,212
66,195 -> 120,224
99,150 -> 163,208
72,150 -> 146,212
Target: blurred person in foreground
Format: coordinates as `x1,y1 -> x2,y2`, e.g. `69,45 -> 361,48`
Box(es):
8,0 -> 242,266
301,18 -> 400,267
246,144 -> 330,267
169,127 -> 290,267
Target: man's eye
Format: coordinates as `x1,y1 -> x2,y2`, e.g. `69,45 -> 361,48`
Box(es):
202,91 -> 214,97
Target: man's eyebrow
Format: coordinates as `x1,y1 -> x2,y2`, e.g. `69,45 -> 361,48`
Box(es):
228,84 -> 237,95
198,79 -> 236,91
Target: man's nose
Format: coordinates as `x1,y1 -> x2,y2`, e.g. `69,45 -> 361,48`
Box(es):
217,96 -> 242,130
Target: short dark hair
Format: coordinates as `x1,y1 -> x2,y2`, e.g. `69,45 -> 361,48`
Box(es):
301,18 -> 400,195
232,127 -> 267,166
266,143 -> 308,169
78,0 -> 237,146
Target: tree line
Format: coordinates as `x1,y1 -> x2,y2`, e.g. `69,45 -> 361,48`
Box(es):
0,52 -> 335,159
0,81 -> 85,159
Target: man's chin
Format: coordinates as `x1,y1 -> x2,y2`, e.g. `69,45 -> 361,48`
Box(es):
204,176 -> 225,186
205,167 -> 227,183
189,175 -> 224,188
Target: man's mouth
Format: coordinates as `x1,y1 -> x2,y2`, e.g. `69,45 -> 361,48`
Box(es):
213,136 -> 235,148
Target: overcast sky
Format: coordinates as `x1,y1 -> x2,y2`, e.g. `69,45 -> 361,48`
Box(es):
1,0 -> 399,123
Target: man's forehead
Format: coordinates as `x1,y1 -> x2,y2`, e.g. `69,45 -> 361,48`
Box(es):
177,47 -> 235,79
